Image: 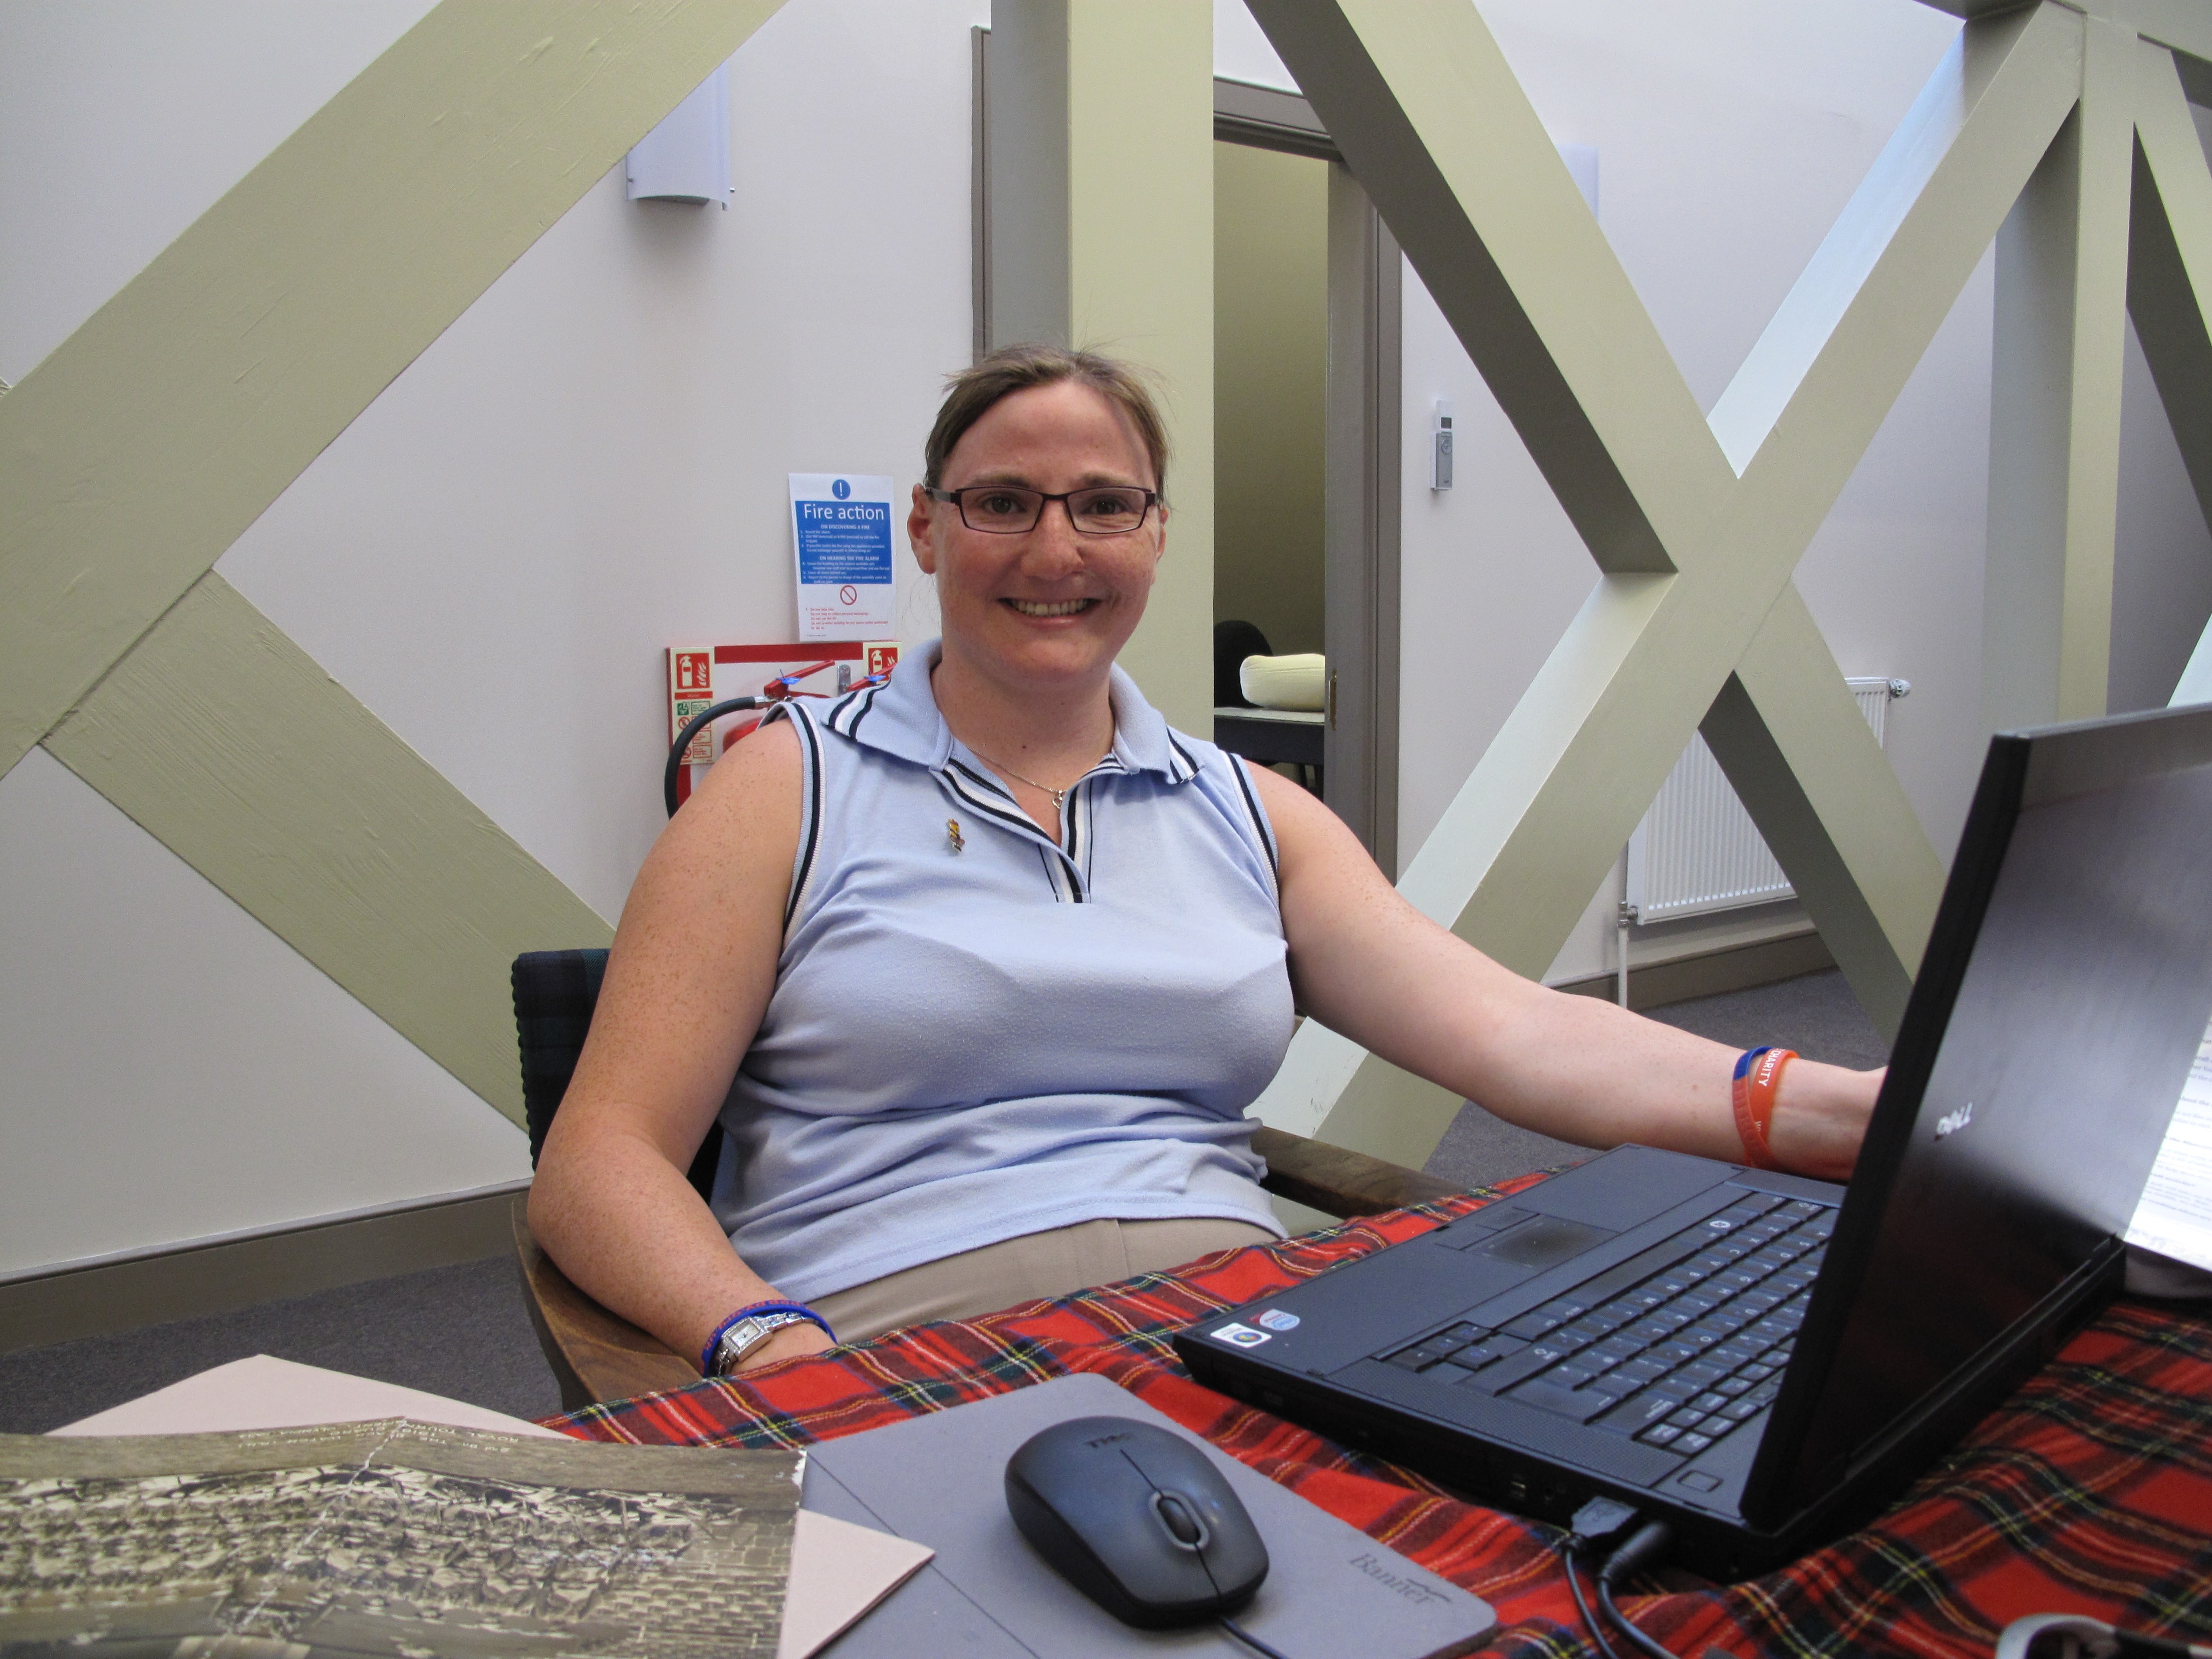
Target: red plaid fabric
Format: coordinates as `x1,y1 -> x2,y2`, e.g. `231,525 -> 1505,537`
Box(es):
551,1184 -> 2212,1656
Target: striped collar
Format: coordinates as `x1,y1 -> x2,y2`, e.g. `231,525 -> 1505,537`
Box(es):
821,638 -> 1199,784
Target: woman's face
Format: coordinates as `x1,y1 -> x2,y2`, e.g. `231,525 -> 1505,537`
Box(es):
908,379 -> 1166,695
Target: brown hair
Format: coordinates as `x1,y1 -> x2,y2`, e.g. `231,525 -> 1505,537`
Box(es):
923,344 -> 1170,499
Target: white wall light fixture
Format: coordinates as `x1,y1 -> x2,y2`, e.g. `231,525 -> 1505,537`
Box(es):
626,65 -> 731,206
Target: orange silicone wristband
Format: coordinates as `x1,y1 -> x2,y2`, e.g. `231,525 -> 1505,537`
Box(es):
1732,1047 -> 1796,1171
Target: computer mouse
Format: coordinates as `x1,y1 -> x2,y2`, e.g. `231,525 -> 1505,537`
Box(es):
1004,1415 -> 1269,1629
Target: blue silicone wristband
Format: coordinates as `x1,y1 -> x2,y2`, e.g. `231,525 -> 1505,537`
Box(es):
701,1300 -> 837,1376
1733,1045 -> 1775,1082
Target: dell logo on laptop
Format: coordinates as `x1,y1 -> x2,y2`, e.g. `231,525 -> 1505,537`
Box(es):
1934,1101 -> 1975,1139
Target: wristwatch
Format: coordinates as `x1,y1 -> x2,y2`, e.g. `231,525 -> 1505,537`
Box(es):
711,1309 -> 813,1376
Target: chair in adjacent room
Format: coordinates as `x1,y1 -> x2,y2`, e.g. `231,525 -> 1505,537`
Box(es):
1213,618 -> 1274,709
509,947 -> 1464,1410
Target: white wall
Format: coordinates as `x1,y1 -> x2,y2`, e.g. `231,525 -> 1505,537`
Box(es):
2111,321 -> 2212,713
0,0 -> 436,379
7,0 -> 2208,1274
1219,0 -> 2209,989
1,0 -> 983,1276
0,751 -> 527,1277
1393,0 -> 1975,983
215,0 -> 976,924
1391,1 -> 2207,987
1213,0 -> 1296,92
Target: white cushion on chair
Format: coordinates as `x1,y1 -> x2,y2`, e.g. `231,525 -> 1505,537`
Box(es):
1238,653 -> 1326,711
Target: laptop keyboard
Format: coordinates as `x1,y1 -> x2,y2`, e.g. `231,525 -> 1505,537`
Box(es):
1379,1190 -> 1834,1458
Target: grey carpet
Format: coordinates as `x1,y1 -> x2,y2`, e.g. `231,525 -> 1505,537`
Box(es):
1639,967 -> 1890,1071
1421,967 -> 1887,1190
0,1255 -> 562,1436
4,967 -> 1880,1430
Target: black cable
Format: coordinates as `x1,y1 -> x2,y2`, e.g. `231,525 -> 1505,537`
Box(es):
1557,1497 -> 1639,1659
1218,1612 -> 1295,1659
1594,1519 -> 1680,1659
1596,1576 -> 1679,1659
664,697 -> 761,817
1560,1541 -> 1625,1659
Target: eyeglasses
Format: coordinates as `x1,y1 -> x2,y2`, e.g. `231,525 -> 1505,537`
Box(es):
926,483 -> 1160,536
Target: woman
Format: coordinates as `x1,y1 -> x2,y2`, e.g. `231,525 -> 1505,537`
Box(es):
529,346 -> 1879,1380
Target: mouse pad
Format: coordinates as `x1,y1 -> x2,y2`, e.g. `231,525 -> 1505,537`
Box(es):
802,1373 -> 1496,1658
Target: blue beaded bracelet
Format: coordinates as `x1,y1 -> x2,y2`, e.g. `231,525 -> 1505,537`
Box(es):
700,1300 -> 837,1376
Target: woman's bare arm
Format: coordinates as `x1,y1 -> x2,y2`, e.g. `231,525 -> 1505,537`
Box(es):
1250,766 -> 1875,1178
527,719 -> 832,1374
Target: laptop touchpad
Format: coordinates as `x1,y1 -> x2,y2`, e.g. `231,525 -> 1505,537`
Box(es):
1480,1215 -> 1615,1269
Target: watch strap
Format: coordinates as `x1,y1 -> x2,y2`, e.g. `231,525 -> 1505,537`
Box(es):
701,1299 -> 838,1376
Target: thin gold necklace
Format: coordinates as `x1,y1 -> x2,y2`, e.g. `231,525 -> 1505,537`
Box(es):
968,742 -> 1109,809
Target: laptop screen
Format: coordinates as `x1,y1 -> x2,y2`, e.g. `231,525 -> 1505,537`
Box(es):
1755,705 -> 2212,1516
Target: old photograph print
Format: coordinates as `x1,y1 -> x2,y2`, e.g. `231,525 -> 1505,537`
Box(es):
0,1419 -> 800,1657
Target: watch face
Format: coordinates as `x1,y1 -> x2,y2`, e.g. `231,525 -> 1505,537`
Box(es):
716,1313 -> 799,1374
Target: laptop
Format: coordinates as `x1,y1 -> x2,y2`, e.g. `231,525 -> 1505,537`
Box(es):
1176,703 -> 2212,1577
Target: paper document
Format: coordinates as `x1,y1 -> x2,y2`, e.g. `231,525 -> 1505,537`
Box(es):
48,1356 -> 931,1659
2126,1014 -> 2212,1272
3,1417 -> 800,1657
52,1353 -> 571,1441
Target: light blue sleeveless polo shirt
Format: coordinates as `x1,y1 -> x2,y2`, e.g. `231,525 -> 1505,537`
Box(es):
710,641 -> 1294,1303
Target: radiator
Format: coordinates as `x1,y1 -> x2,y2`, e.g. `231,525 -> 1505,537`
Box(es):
1624,678 -> 1904,925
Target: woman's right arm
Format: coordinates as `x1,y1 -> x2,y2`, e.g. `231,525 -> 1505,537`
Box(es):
526,717 -> 833,1375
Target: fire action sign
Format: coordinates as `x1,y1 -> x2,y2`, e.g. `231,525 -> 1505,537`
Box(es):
789,472 -> 895,641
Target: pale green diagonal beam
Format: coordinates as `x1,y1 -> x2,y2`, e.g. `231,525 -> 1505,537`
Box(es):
1,0 -> 787,776
1709,8 -> 2082,477
1283,5 -> 2073,977
1245,0 -> 1723,574
1424,4 -> 2065,937
1983,13 -> 2133,733
43,575 -> 611,1126
1703,590 -> 1947,1039
2132,41 -> 2212,708
2116,0 -> 2212,70
1248,6 -> 2077,1163
1309,5 -> 2065,944
2130,42 -> 2212,544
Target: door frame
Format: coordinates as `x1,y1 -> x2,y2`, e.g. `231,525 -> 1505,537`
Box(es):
973,48 -> 1404,873
1212,80 -> 1404,876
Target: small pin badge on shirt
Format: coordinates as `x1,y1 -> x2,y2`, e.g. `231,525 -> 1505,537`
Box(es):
946,818 -> 965,854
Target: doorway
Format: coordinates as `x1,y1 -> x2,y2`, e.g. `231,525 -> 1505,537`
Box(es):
1212,80 -> 1402,875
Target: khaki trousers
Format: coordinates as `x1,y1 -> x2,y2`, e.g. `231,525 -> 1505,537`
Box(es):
810,1216 -> 1279,1345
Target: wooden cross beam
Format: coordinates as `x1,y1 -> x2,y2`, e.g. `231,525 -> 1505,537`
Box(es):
1241,0 -> 2209,1170
1,2 -> 790,1120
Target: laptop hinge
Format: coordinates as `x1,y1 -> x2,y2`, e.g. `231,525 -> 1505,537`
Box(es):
1743,1238 -> 2123,1530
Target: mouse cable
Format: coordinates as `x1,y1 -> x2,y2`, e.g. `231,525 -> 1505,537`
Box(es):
1217,1613 -> 1294,1659
1560,1497 -> 1638,1659
1561,1542 -> 1625,1659
1593,1518 -> 1681,1659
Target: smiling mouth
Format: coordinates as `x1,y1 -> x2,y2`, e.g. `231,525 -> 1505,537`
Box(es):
1004,598 -> 1096,617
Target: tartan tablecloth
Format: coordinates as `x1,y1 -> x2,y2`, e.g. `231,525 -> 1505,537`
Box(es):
551,1183 -> 2212,1656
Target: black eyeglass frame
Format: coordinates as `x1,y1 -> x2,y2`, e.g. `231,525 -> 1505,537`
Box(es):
924,484 -> 1163,535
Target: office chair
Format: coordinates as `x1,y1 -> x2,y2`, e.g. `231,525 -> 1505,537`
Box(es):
1214,619 -> 1273,709
510,948 -> 1462,1410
